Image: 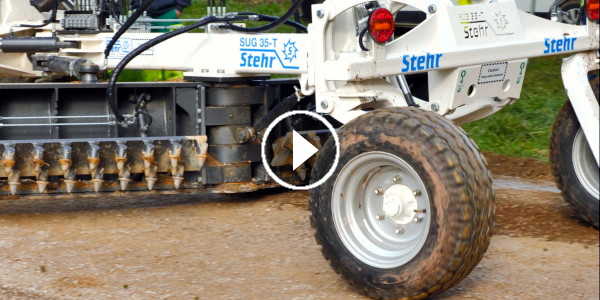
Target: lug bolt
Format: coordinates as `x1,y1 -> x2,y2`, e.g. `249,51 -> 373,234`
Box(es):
392,175 -> 401,182
395,226 -> 405,234
414,216 -> 423,223
375,214 -> 385,220
374,187 -> 384,195
428,4 -> 437,13
413,189 -> 422,196
316,9 -> 325,18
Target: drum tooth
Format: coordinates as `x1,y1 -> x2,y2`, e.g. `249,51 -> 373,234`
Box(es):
87,142 -> 100,172
2,144 -> 16,174
168,140 -> 182,176
115,141 -> 128,172
118,167 -> 131,191
145,165 -> 158,191
173,165 -> 185,189
32,143 -> 46,176
64,168 -> 76,193
194,137 -> 208,172
142,142 -> 157,190
92,168 -> 104,192
36,167 -> 49,194
59,143 -> 73,173
8,170 -> 20,195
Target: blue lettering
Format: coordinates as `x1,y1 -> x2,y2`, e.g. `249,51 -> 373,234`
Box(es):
240,53 -> 248,66
401,53 -> 443,72
544,37 -> 577,54
401,55 -> 410,72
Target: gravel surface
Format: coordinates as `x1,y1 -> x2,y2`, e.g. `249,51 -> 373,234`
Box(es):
0,175 -> 598,299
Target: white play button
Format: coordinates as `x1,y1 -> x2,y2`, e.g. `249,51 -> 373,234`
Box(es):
292,130 -> 318,170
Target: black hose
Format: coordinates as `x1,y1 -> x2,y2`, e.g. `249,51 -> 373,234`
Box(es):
253,92 -> 302,139
358,26 -> 369,51
236,12 -> 307,32
14,0 -> 59,29
107,15 -> 251,123
220,0 -> 303,33
104,0 -> 156,59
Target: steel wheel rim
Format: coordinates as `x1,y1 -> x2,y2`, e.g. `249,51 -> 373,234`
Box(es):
572,129 -> 599,199
332,151 -> 431,269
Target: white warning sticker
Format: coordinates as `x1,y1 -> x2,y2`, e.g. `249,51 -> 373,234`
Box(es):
105,37 -> 154,59
478,62 -> 507,84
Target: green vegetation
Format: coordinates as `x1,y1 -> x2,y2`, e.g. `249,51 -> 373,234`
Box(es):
121,0 -> 570,163
463,56 -> 568,163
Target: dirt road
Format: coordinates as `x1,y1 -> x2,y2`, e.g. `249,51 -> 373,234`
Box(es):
0,154 -> 598,300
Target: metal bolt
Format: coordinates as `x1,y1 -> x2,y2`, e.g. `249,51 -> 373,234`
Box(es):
316,9 -> 325,18
392,175 -> 401,182
428,4 -> 437,13
374,187 -> 384,195
375,214 -> 385,220
320,100 -> 329,109
413,189 -> 422,196
430,102 -> 440,111
413,216 -> 423,223
395,226 -> 405,234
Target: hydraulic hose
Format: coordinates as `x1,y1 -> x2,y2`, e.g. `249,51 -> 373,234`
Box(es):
104,0 -> 157,59
236,12 -> 307,32
107,15 -> 248,124
14,0 -> 59,30
219,0 -> 303,33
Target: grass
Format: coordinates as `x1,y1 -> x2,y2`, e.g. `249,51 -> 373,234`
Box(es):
462,56 -> 568,163
121,0 -> 570,163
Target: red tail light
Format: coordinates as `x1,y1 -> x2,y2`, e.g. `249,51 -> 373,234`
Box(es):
368,8 -> 395,44
587,0 -> 599,20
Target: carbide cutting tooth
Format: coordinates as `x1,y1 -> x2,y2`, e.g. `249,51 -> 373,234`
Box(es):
115,141 -> 128,172
64,169 -> 76,193
118,167 -> 131,191
32,143 -> 45,175
92,168 -> 104,192
172,165 -> 185,189
142,142 -> 155,169
59,143 -> 73,172
168,140 -> 182,175
8,170 -> 20,195
87,142 -> 100,172
2,144 -> 16,174
145,166 -> 158,191
36,167 -> 49,194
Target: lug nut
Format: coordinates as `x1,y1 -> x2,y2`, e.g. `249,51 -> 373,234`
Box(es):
413,216 -> 423,223
395,226 -> 405,234
374,187 -> 384,195
413,189 -> 422,196
392,175 -> 401,182
375,214 -> 385,220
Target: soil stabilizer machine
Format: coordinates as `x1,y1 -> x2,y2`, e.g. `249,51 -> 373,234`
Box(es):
1,0 -> 598,298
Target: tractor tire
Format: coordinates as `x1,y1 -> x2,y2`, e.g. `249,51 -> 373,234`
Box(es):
309,107 -> 495,299
550,101 -> 599,229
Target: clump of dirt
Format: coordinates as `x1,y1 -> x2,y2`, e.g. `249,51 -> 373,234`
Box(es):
483,152 -> 554,181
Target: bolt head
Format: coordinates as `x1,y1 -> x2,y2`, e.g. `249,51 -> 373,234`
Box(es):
395,226 -> 405,234
428,4 -> 437,13
316,9 -> 325,18
374,187 -> 383,195
320,100 -> 328,109
431,102 -> 440,112
413,189 -> 422,196
375,214 -> 384,220
392,175 -> 401,182
413,216 -> 423,223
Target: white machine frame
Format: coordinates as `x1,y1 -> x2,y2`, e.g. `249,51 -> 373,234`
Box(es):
1,0 -> 598,164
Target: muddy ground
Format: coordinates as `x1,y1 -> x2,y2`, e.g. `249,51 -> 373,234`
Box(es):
0,153 -> 598,300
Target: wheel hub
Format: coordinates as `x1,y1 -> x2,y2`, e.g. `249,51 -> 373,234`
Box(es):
382,184 -> 417,224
